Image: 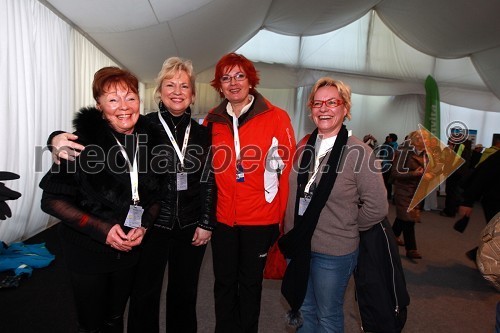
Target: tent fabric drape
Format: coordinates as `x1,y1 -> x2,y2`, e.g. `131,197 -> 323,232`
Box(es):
236,11 -> 500,112
31,0 -> 500,105
0,0 -> 118,244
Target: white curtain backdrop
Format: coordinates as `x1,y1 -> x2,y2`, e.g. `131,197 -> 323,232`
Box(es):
0,0 -> 118,244
71,30 -> 118,114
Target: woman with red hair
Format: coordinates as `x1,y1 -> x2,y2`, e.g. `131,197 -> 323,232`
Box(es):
204,53 -> 296,333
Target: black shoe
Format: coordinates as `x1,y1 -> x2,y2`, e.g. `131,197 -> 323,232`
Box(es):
406,250 -> 422,259
453,216 -> 470,233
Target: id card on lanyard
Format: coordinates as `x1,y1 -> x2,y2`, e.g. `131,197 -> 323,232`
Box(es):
158,111 -> 191,191
113,134 -> 144,228
298,196 -> 311,216
298,147 -> 330,216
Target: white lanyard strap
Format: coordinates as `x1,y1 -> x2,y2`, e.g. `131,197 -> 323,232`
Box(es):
232,115 -> 241,161
304,148 -> 332,194
113,135 -> 140,204
158,111 -> 191,168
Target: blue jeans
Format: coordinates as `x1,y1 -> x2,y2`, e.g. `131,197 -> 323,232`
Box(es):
297,249 -> 359,333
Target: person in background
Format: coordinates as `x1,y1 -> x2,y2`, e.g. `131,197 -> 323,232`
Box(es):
458,149 -> 500,262
203,52 -> 295,333
280,77 -> 388,332
47,57 -> 215,333
363,133 -> 378,149
476,136 -> 500,166
39,67 -> 161,333
376,133 -> 398,200
423,134 -> 443,212
440,138 -> 471,218
469,144 -> 484,169
391,130 -> 430,259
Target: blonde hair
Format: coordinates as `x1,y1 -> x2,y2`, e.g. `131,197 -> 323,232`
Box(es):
307,77 -> 352,120
153,57 -> 196,104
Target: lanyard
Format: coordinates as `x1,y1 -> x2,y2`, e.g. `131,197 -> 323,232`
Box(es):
158,111 -> 191,169
304,135 -> 338,194
232,115 -> 241,161
226,95 -> 254,163
113,134 -> 140,205
304,148 -> 331,194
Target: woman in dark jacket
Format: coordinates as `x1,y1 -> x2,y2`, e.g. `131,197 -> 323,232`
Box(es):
127,57 -> 215,333
48,57 -> 215,333
39,67 -> 161,333
391,130 -> 428,259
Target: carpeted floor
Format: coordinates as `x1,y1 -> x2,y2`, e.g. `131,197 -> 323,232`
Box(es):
1,199 -> 498,333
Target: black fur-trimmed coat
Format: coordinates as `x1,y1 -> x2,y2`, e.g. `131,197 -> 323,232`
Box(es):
40,107 -> 162,273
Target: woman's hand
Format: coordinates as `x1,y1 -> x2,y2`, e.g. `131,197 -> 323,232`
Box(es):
458,205 -> 472,217
51,132 -> 85,164
124,227 -> 147,247
106,224 -> 133,252
191,227 -> 212,246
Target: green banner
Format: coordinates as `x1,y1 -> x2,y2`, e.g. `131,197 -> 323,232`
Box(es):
424,75 -> 440,138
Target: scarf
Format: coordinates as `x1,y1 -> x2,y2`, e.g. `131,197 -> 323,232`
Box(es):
278,124 -> 349,327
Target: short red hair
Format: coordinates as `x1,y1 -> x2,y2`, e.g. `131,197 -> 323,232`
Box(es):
210,53 -> 260,98
92,66 -> 138,102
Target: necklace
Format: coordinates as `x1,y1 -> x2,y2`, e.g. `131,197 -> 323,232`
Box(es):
168,111 -> 187,130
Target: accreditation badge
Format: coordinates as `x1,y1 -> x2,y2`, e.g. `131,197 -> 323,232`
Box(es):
177,172 -> 188,191
236,161 -> 245,182
298,196 -> 311,216
124,204 -> 144,228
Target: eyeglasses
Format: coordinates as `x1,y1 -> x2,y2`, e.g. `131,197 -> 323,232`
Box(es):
310,98 -> 344,109
220,72 -> 247,83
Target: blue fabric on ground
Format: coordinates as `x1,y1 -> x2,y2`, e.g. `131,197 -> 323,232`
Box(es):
0,241 -> 55,277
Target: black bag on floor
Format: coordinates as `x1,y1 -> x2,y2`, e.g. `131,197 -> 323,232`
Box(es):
354,217 -> 410,333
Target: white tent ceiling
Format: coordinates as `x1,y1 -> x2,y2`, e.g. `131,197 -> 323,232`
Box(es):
42,0 -> 500,111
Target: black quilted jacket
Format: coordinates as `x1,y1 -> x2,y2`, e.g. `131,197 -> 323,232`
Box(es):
145,109 -> 216,231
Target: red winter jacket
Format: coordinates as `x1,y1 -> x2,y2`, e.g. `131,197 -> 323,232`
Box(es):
204,92 -> 296,226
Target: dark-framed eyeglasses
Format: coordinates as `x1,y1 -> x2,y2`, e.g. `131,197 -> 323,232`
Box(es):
220,72 -> 247,83
310,98 -> 344,109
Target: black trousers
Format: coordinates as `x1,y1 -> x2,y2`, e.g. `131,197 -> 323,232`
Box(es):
392,218 -> 417,251
211,222 -> 278,333
482,199 -> 500,224
70,267 -> 134,333
383,168 -> 393,199
127,224 -> 207,333
443,174 -> 462,216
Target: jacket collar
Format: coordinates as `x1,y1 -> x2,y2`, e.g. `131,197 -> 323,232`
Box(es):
205,91 -> 271,128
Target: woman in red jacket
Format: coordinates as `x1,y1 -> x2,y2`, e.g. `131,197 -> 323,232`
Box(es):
204,53 -> 296,333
